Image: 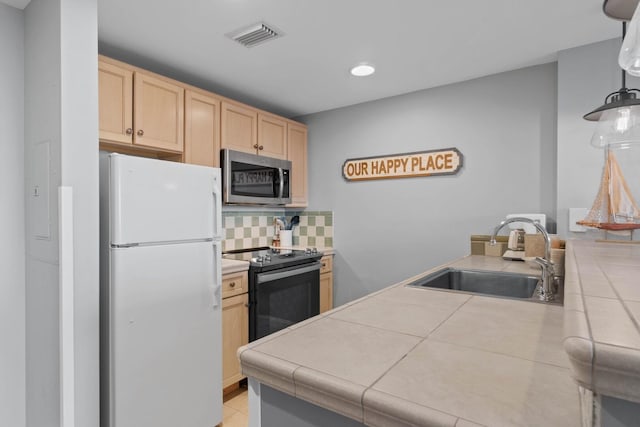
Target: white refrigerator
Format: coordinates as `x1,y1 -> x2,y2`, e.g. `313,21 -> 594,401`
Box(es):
99,153 -> 223,427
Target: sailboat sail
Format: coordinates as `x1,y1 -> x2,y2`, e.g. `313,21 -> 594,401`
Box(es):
578,150 -> 640,230
609,151 -> 640,222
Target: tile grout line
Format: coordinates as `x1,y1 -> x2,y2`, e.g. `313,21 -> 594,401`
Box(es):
576,245 -> 598,394
597,259 -> 640,336
363,295 -> 474,393
426,336 -> 572,370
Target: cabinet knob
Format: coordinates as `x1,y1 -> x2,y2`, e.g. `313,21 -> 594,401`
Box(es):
253,144 -> 259,149
322,263 -> 326,268
125,128 -> 133,135
229,282 -> 236,287
137,129 -> 144,136
258,145 -> 264,150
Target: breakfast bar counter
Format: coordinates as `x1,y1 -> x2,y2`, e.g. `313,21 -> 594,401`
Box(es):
563,240 -> 640,403
239,255 -> 581,427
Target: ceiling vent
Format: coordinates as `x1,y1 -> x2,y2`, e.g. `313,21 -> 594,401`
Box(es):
226,22 -> 283,48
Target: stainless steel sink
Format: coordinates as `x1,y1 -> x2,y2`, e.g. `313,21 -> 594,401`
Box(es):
407,268 -> 539,299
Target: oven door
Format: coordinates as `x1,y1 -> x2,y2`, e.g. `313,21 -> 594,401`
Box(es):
250,262 -> 320,341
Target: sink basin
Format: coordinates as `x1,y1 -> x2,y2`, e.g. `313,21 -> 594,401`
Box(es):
407,268 -> 539,299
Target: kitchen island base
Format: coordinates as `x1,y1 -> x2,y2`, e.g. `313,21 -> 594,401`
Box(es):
249,379 -> 366,427
599,395 -> 640,427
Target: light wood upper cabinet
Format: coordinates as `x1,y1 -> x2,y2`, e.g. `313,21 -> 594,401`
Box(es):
258,113 -> 287,159
220,103 -> 288,159
184,90 -> 220,167
287,122 -> 308,207
98,61 -> 133,144
220,101 -> 258,155
98,57 -> 309,202
98,57 -> 184,154
134,73 -> 184,152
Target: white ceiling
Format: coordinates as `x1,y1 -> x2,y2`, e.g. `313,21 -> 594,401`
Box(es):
9,0 -> 623,117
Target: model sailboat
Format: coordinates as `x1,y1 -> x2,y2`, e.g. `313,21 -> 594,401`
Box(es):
578,150 -> 640,230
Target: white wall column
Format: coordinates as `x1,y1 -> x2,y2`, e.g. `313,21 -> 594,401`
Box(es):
24,0 -> 99,425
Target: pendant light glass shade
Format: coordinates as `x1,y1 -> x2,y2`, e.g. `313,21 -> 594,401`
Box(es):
587,20 -> 640,148
619,4 -> 640,76
590,105 -> 640,148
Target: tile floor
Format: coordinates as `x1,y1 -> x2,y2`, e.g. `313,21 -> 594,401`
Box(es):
222,386 -> 249,427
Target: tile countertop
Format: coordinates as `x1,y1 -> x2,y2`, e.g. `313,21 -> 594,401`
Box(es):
563,239 -> 640,403
238,255 -> 581,427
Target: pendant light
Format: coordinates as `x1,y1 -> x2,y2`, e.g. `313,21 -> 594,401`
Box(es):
585,22 -> 640,148
619,3 -> 640,75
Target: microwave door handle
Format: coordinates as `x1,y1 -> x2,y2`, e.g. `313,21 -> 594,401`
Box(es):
278,168 -> 284,198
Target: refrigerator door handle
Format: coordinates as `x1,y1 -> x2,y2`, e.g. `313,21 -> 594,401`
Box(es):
211,241 -> 222,308
212,175 -> 222,238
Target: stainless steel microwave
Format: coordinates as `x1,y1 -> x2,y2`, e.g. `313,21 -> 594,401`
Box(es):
222,149 -> 292,205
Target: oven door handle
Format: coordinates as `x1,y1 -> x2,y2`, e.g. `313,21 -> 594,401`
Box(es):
256,262 -> 321,284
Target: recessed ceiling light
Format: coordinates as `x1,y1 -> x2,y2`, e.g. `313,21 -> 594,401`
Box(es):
350,64 -> 375,77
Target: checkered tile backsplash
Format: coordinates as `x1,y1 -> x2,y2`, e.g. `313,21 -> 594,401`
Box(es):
222,210 -> 333,251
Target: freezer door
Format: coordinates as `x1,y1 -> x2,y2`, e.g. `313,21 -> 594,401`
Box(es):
107,242 -> 222,427
109,154 -> 222,245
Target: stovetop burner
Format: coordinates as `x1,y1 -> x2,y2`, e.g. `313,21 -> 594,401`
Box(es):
223,246 -> 323,272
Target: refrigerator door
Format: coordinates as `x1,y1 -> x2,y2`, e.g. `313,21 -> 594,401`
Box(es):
108,242 -> 222,427
109,154 -> 222,245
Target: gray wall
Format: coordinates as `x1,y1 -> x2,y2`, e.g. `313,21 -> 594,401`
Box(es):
24,0 -> 99,425
557,38 -> 640,239
261,384 -> 365,427
0,4 -> 25,427
601,395 -> 640,427
298,63 -> 558,305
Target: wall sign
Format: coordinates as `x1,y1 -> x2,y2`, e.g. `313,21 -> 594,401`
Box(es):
342,148 -> 463,181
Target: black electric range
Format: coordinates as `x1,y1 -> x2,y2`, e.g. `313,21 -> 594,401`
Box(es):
223,246 -> 324,341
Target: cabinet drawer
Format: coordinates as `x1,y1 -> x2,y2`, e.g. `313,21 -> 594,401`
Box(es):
320,255 -> 333,274
222,271 -> 247,299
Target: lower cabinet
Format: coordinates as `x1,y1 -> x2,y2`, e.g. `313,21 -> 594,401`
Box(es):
319,254 -> 334,313
222,271 -> 248,389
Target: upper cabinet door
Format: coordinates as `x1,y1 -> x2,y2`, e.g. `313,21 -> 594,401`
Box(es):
220,101 -> 258,155
185,90 -> 220,167
133,72 -> 184,153
258,113 -> 287,159
99,61 -> 133,144
287,123 -> 308,207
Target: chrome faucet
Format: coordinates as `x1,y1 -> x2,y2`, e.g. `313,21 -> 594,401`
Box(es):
490,217 -> 555,302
